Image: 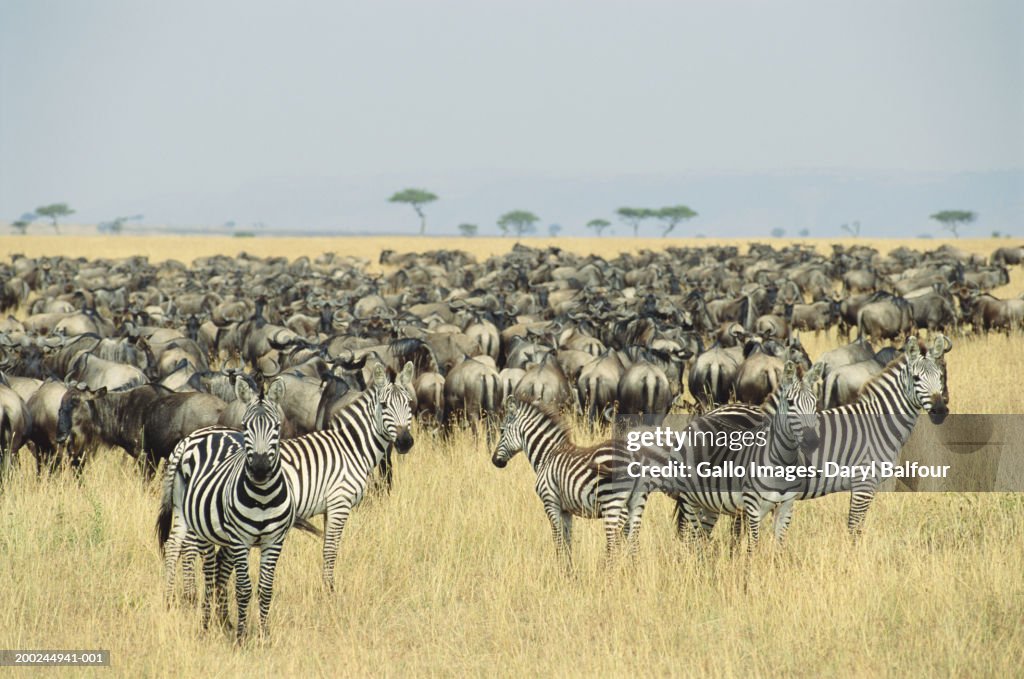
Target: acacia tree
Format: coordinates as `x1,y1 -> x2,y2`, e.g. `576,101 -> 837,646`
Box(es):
11,212 -> 35,235
35,203 -> 74,234
930,210 -> 976,239
616,207 -> 654,237
548,224 -> 562,238
771,227 -> 786,238
458,223 -> 478,237
587,218 -> 611,237
98,214 -> 143,235
389,188 -> 438,235
656,205 -> 698,237
840,221 -> 861,238
497,210 -> 539,238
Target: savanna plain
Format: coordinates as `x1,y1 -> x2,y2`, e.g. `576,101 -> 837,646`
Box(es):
0,235 -> 1021,678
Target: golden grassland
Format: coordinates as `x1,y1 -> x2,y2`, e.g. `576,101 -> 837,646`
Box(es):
1,233 -> 1021,270
0,236 -> 1022,677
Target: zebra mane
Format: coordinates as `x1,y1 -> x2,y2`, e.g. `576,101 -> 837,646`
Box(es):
517,399 -> 572,441
856,350 -> 915,402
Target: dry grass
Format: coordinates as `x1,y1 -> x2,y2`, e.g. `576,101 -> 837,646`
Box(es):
0,235 -> 1021,677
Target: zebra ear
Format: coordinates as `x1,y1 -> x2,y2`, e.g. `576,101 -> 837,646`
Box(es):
805,361 -> 824,385
265,377 -> 286,405
782,361 -> 797,384
904,337 -> 921,359
235,377 -> 255,403
502,394 -> 516,414
372,363 -> 387,390
930,334 -> 952,356
397,361 -> 414,389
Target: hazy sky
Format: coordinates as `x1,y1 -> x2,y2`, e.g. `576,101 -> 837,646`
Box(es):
1,0 -> 1021,235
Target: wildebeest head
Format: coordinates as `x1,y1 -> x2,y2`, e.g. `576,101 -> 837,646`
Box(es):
55,383 -> 108,457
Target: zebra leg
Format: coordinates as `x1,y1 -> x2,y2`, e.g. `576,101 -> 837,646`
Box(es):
624,490 -> 650,560
214,547 -> 234,630
544,505 -> 571,569
322,501 -> 353,593
198,542 -> 216,630
256,542 -> 284,638
773,499 -> 796,545
228,545 -> 253,641
162,511 -> 189,607
377,446 -> 394,493
560,511 -> 574,564
847,485 -> 877,538
675,498 -> 710,545
180,533 -> 202,606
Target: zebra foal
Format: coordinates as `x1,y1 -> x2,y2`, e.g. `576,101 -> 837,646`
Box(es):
157,376 -> 292,640
491,396 -> 644,567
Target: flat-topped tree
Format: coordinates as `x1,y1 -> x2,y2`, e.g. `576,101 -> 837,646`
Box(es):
35,203 -> 74,234
656,205 -> 698,237
11,212 -> 35,235
458,223 -> 478,237
389,189 -> 438,235
617,207 -> 655,237
497,210 -> 539,238
930,210 -> 976,239
587,218 -> 611,237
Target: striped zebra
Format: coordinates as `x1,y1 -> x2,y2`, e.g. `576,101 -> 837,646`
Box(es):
157,376 -> 292,640
491,396 -> 644,567
790,334 -> 951,535
640,361 -> 823,550
171,362 -> 415,600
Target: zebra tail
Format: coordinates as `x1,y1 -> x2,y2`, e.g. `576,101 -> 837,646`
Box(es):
156,439 -> 186,553
294,517 -> 324,538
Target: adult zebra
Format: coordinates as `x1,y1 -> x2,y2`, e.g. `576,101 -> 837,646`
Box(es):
157,376 -> 292,640
638,361 -> 823,550
792,334 -> 951,535
491,396 -> 644,567
170,362 -> 415,599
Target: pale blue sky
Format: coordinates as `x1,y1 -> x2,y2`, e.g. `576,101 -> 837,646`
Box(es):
1,0 -> 1021,236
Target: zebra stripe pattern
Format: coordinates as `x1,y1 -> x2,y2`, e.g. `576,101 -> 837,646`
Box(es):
173,362 -> 415,598
643,361 -> 823,549
157,376 -> 292,640
491,395 -> 644,566
792,335 -> 951,534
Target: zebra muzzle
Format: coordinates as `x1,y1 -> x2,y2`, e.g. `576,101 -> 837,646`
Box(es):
395,429 -> 414,453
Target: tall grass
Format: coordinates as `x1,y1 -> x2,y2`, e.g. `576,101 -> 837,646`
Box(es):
0,236 -> 1020,676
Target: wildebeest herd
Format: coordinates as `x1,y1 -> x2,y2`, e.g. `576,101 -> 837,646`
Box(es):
0,241 -> 1020,640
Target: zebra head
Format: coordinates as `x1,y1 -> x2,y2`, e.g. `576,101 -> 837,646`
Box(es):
236,376 -> 286,484
370,362 -> 415,454
904,335 -> 951,424
771,361 -> 822,457
491,396 -> 524,468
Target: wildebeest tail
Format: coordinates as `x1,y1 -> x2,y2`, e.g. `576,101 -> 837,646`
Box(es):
710,363 -> 721,404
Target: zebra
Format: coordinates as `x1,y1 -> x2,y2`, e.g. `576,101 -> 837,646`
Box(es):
171,362 -> 415,600
639,361 -> 823,550
157,376 -> 292,640
491,395 -> 645,567
790,334 -> 951,535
